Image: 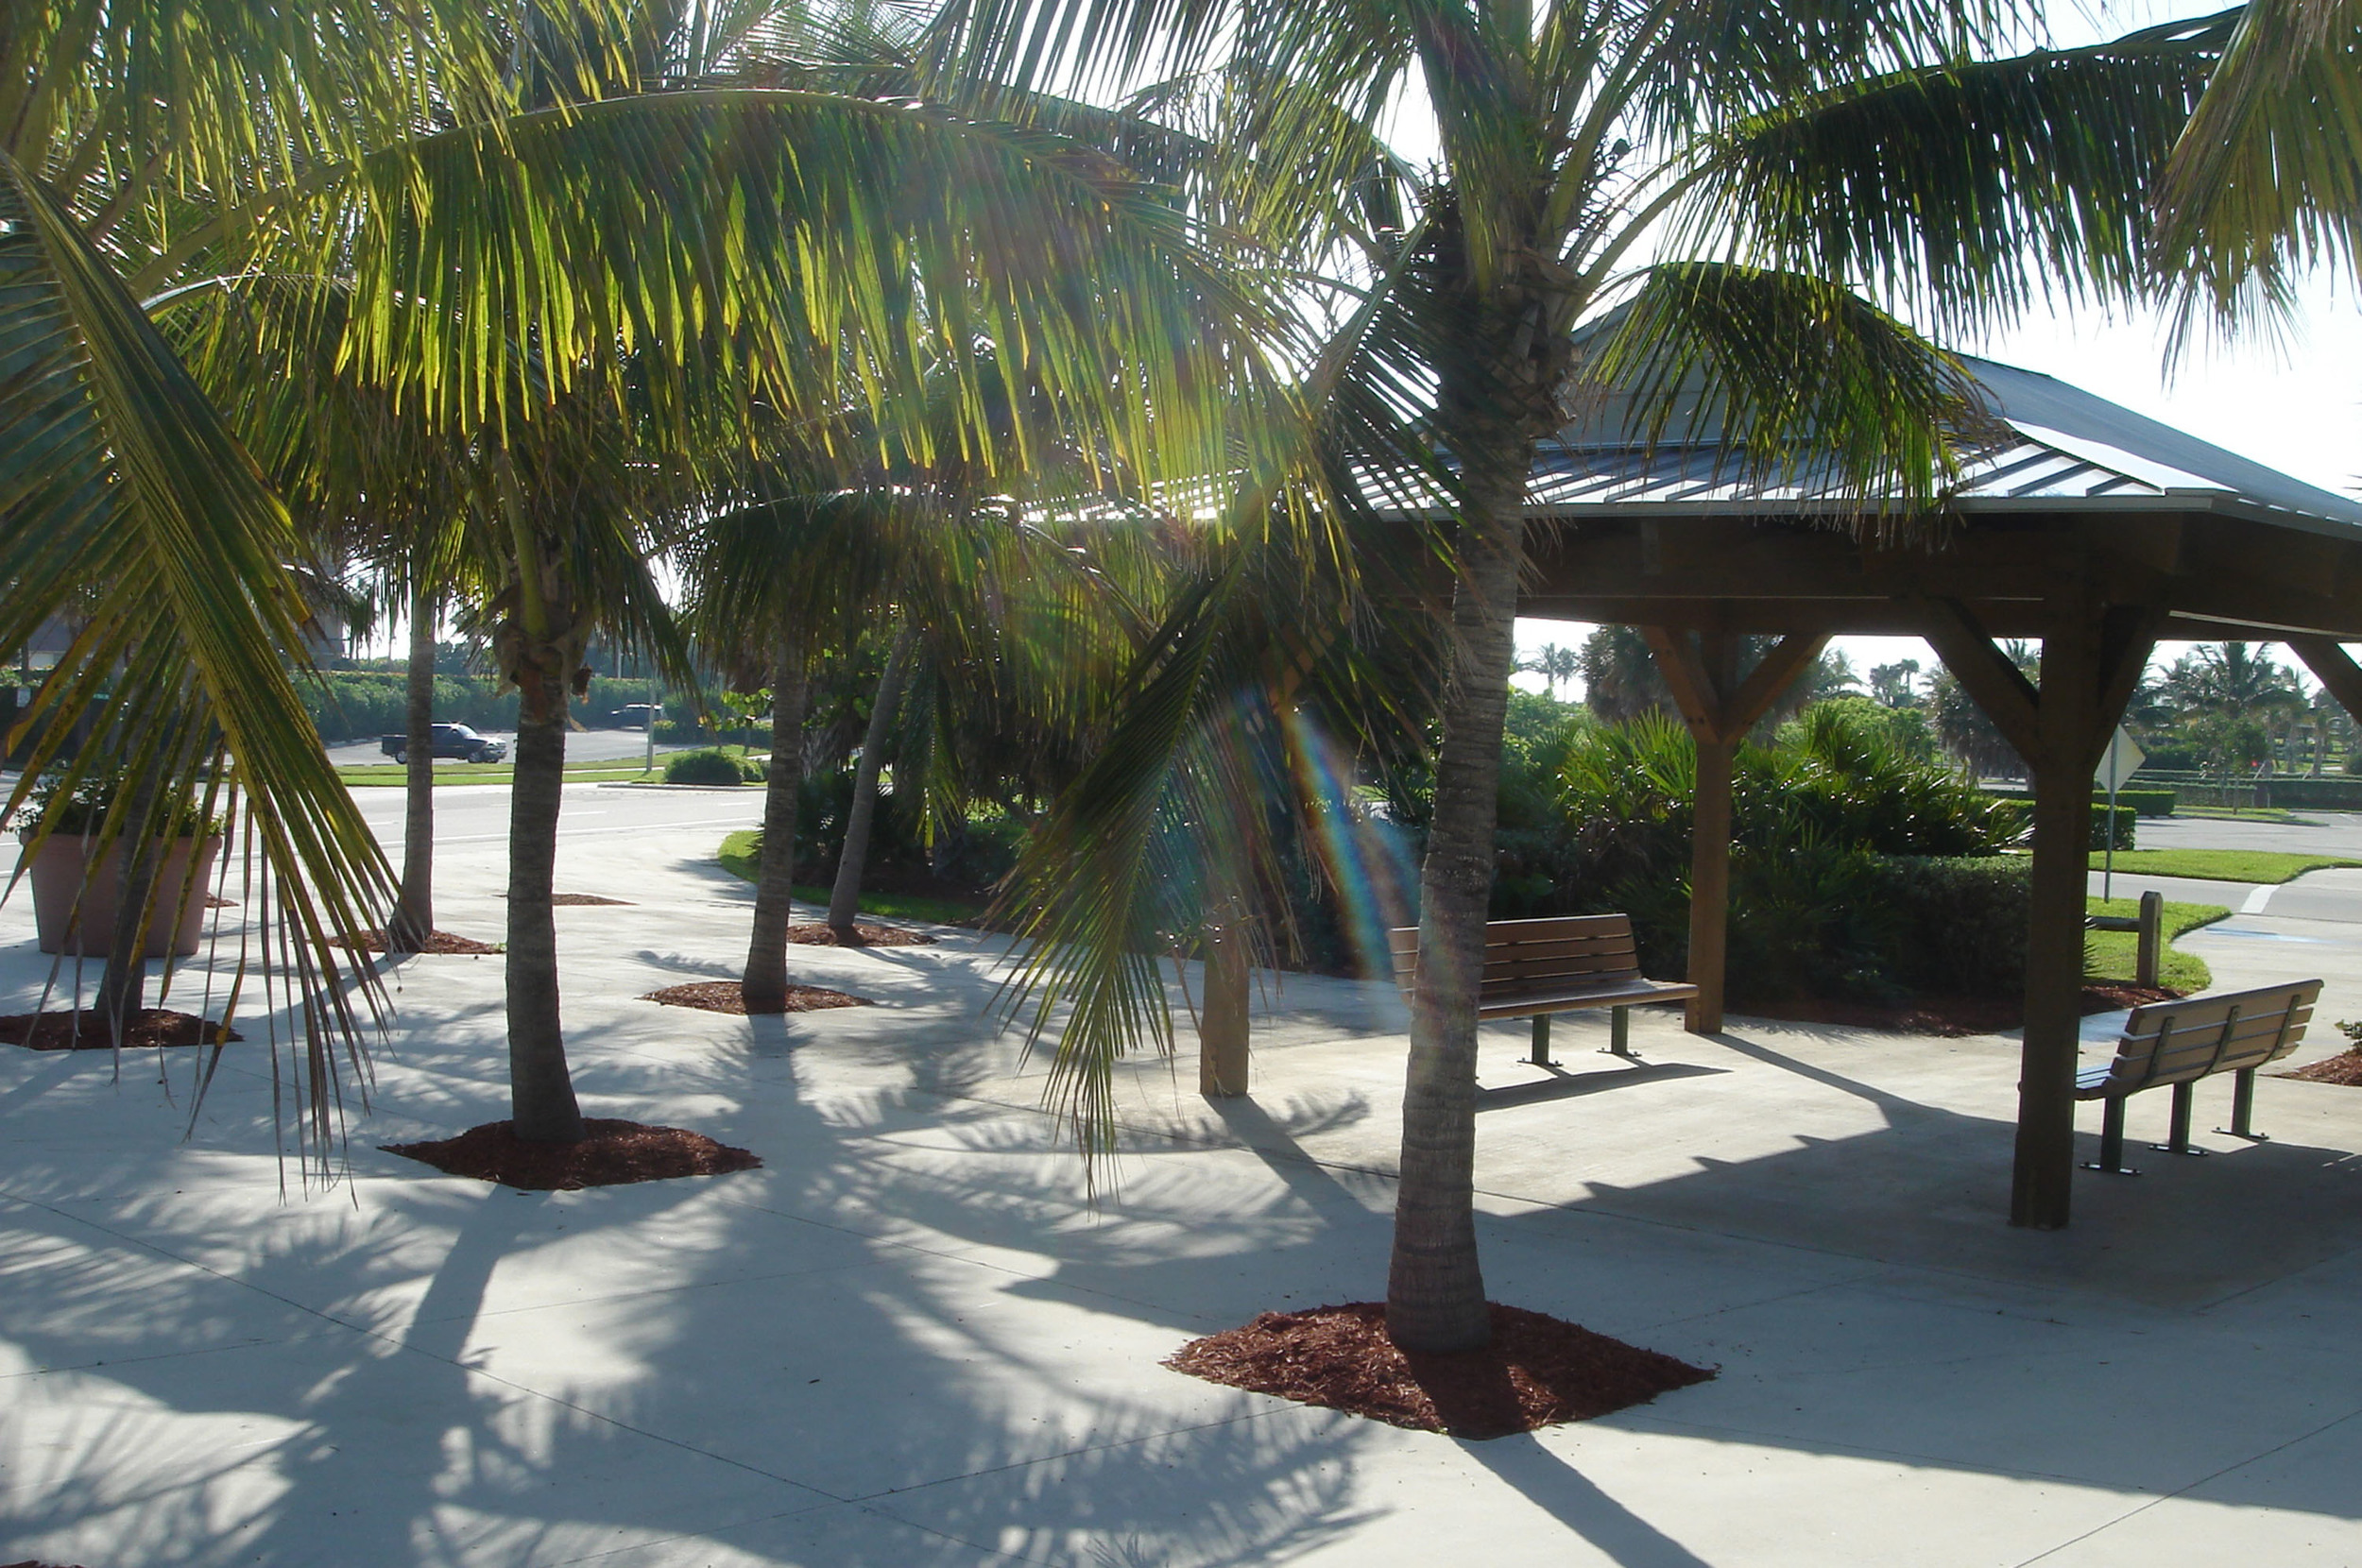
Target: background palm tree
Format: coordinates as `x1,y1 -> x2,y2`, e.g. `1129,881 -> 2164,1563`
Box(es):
15,0 -> 1299,1151
960,0 -> 2246,1348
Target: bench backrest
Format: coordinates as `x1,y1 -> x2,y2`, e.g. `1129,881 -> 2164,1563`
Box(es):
1390,914 -> 1644,999
2095,979 -> 2323,1095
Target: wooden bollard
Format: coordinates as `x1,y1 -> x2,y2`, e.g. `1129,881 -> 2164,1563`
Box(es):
2136,889 -> 2163,990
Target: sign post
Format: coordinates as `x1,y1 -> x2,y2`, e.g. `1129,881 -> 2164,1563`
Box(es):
2097,726 -> 2147,902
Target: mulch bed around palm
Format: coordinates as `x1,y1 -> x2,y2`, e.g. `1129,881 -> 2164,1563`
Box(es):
0,1010 -> 242,1050
786,923 -> 933,946
384,1117 -> 761,1190
337,929 -> 501,955
6,1559 -> 90,1567
1737,983 -> 2183,1038
642,980 -> 871,1015
2285,1048 -> 2362,1085
551,894 -> 633,906
1167,1302 -> 1714,1439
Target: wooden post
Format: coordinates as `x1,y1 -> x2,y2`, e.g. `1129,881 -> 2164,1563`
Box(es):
1642,625 -> 1827,1035
1688,733 -> 1736,1034
2137,890 -> 2163,989
1199,923 -> 1250,1097
1924,594 -> 2158,1229
2018,618 -> 2101,1229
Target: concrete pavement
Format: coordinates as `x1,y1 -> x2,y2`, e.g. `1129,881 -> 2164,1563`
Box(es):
8,794 -> 2362,1564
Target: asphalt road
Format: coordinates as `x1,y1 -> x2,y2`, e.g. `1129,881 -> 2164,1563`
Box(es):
2090,810 -> 2362,924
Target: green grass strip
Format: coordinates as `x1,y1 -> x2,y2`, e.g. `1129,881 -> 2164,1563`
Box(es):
2086,848 -> 2362,884
715,828 -> 986,925
2083,895 -> 2229,993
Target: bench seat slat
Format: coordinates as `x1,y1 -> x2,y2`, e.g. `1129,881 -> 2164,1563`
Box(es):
2077,980 -> 2321,1100
1472,979 -> 1699,1020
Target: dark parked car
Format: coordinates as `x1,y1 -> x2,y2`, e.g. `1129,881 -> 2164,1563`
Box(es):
380,724 -> 508,764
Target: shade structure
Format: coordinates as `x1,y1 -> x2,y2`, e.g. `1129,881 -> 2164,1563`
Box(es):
1509,351 -> 2362,1230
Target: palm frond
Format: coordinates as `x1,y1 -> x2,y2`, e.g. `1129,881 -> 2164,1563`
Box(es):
0,154 -> 395,1174
1589,262 -> 1997,515
1697,10 -> 2236,332
2155,0 -> 2362,335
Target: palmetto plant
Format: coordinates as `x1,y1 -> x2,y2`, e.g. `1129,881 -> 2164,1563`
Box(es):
7,0 -> 1299,1150
954,0 -> 2248,1347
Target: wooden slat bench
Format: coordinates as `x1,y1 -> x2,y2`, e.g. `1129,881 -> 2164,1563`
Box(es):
1389,914 -> 1698,1065
2078,978 -> 2323,1174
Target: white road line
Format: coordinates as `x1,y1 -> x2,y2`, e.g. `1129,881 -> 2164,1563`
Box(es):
2242,883 -> 2275,914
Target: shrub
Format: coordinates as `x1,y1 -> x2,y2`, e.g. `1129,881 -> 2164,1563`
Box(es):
2090,804 -> 2136,851
1532,707 -> 2036,1001
2105,789 -> 2176,818
664,748 -> 751,786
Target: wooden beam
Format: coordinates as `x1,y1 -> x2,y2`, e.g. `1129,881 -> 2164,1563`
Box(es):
1726,632 -> 1831,733
2289,636 -> 2362,718
1921,598 -> 2044,767
1640,625 -> 1721,740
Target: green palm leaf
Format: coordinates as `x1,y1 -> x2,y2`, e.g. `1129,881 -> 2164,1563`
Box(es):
0,154 -> 395,1171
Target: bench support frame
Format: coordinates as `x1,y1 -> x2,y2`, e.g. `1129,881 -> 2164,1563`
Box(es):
2081,1097 -> 2141,1176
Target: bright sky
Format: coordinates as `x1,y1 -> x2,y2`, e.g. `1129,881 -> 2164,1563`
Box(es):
1513,0 -> 2362,702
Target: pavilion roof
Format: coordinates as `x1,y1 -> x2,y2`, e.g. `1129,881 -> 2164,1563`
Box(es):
1531,353 -> 2362,536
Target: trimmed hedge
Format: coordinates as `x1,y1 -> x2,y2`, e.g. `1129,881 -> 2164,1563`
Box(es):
2102,789 -> 2176,818
663,748 -> 761,785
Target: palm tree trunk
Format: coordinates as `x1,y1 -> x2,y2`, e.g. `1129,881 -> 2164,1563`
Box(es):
389,579 -> 436,953
827,621 -> 918,933
744,605 -> 811,1011
1387,274 -> 1556,1347
95,760 -> 164,1035
505,661 -> 584,1143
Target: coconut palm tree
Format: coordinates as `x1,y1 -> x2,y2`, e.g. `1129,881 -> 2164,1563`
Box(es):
9,0 -> 1297,1150
961,0 -> 2247,1348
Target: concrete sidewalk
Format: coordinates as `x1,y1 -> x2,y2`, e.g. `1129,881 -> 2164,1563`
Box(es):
8,808 -> 2362,1565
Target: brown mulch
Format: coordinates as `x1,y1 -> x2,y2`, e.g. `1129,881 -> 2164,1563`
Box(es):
1166,1301 -> 1714,1440
5,1559 -> 90,1568
203,895 -> 238,909
0,1009 -> 242,1051
641,980 -> 871,1016
786,922 -> 933,947
551,894 -> 633,906
1736,983 -> 2184,1038
383,1117 -> 761,1190
2285,1048 -> 2362,1085
337,929 -> 501,955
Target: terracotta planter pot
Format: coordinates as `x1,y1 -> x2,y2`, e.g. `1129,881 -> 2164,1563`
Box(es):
25,834 -> 225,957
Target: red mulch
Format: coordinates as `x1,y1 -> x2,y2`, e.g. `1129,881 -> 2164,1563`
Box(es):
338,929 -> 501,955
5,1560 -> 89,1568
786,923 -> 933,947
0,1010 -> 241,1051
383,1117 -> 761,1190
1737,983 -> 2184,1038
1167,1302 -> 1714,1440
2285,1048 -> 2362,1085
551,894 -> 633,906
203,894 -> 237,909
642,980 -> 871,1015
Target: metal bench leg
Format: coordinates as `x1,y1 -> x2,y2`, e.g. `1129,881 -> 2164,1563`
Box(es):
2081,1097 -> 2140,1175
1601,1005 -> 1636,1059
2218,1067 -> 2268,1141
1529,1014 -> 1553,1067
2152,1082 -> 2209,1156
